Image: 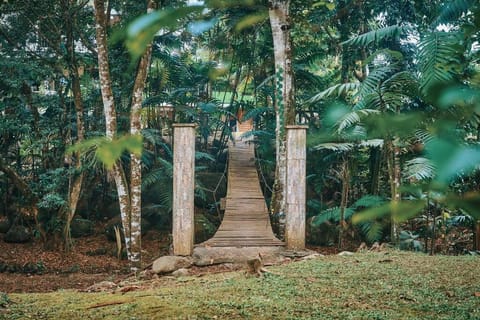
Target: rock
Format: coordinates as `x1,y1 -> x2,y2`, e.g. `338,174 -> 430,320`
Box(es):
152,256 -> 193,274
4,225 -> 31,243
280,249 -> 317,259
70,218 -> 94,238
0,217 -> 10,234
301,253 -> 325,260
84,281 -> 117,292
171,268 -> 190,277
193,246 -> 284,266
338,251 -> 354,256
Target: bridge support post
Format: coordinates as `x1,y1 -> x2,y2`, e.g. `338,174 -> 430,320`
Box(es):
285,125 -> 308,250
172,124 -> 196,255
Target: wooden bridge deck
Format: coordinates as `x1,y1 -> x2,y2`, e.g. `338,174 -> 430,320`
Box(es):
199,122 -> 284,247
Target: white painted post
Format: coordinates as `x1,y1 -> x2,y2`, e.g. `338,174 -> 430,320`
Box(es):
172,124 -> 196,256
285,125 -> 308,250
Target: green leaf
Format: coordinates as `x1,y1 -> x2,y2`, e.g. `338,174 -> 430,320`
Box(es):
352,200 -> 426,224
352,203 -> 392,224
234,12 -> 268,32
425,138 -> 480,184
188,18 -> 218,35
126,6 -> 204,59
342,25 -> 406,47
446,191 -> 480,219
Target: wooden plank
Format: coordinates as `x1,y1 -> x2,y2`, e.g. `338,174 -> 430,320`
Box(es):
198,126 -> 284,248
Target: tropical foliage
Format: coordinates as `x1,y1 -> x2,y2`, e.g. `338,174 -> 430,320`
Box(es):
0,0 -> 479,270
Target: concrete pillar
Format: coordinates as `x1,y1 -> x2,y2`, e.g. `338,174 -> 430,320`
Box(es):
172,124 -> 196,255
285,125 -> 308,250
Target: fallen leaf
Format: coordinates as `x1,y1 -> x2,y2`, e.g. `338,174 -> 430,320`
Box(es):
474,292 -> 480,297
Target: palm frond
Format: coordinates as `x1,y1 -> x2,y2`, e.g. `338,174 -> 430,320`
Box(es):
358,65 -> 395,99
433,0 -> 477,26
337,109 -> 380,133
311,206 -> 355,226
404,157 -> 436,180
418,31 -> 464,95
352,194 -> 386,209
312,142 -> 354,152
342,25 -> 406,47
142,167 -> 170,188
414,129 -> 435,144
381,71 -> 418,96
359,139 -> 384,148
195,151 -> 215,162
360,221 -> 384,242
141,128 -> 163,146
242,107 -> 274,121
309,83 -> 359,103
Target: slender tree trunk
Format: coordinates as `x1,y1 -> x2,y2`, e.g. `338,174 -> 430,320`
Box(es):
94,0 -> 154,271
128,0 -> 155,270
268,0 -> 295,239
63,0 -> 86,251
386,138 -> 400,244
338,155 -> 350,250
94,0 -> 133,265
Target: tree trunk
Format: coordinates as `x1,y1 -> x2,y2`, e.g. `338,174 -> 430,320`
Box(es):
268,0 -> 295,239
94,0 -> 133,266
386,138 -> 401,244
63,0 -> 86,251
128,0 -> 155,270
94,0 -> 154,271
338,156 -> 350,250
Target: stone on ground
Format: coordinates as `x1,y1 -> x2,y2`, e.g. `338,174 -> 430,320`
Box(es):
152,256 -> 193,274
193,246 -> 285,266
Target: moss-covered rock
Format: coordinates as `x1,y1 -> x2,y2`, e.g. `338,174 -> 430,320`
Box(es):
70,218 -> 94,238
4,225 -> 31,243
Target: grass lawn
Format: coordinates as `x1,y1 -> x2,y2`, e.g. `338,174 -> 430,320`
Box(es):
3,251 -> 479,319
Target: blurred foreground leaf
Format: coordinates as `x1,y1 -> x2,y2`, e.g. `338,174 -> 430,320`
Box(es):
67,134 -> 143,170
126,6 -> 204,60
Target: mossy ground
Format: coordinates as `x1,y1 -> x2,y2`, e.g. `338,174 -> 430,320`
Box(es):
3,251 -> 479,319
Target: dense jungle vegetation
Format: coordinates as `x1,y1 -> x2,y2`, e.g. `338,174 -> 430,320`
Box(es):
0,0 -> 479,271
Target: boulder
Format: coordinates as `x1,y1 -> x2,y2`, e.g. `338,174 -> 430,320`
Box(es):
152,256 -> 193,274
70,218 -> 94,238
0,217 -> 10,234
338,251 -> 354,256
171,268 -> 190,277
4,225 -> 31,243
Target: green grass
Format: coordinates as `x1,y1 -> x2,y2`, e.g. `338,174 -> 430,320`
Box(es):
4,251 -> 480,319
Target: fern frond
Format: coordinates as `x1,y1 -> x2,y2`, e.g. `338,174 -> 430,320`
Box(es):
342,25 -> 406,47
404,157 -> 436,180
311,207 -> 340,225
352,195 -> 386,209
309,83 -> 359,103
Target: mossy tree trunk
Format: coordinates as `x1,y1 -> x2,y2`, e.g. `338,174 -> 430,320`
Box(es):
268,0 -> 295,239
